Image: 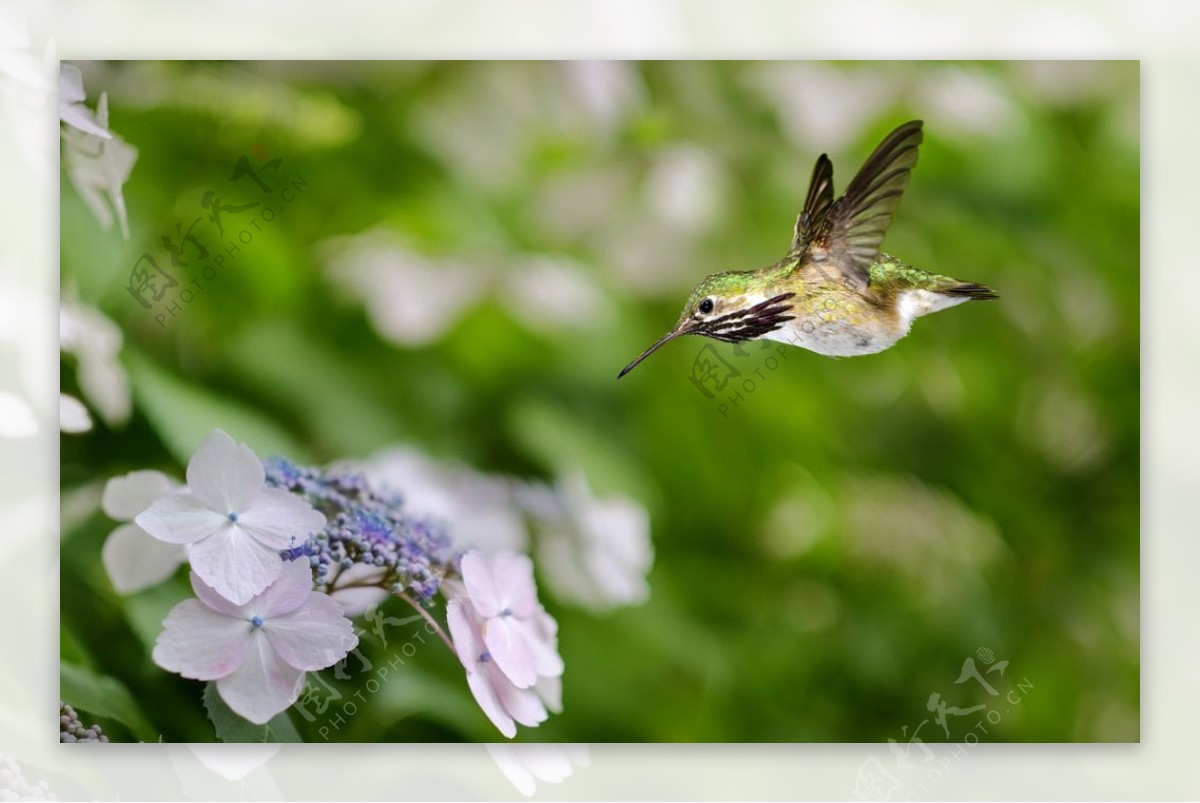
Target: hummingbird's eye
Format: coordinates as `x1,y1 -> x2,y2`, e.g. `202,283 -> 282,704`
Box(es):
699,298 -> 715,314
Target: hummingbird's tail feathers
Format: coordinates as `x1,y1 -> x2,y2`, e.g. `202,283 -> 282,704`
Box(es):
937,282 -> 999,300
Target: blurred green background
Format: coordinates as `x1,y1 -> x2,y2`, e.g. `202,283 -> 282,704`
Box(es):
59,61 -> 1139,743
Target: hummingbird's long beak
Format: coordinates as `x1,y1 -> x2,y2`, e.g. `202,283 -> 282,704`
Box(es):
617,324 -> 689,379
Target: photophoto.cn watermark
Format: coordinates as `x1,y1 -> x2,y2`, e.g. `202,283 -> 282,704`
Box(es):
852,647 -> 1034,802
124,146 -> 308,327
293,563 -> 450,741
687,331 -> 805,417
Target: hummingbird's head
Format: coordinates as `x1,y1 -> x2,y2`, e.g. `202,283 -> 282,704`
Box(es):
617,272 -> 795,378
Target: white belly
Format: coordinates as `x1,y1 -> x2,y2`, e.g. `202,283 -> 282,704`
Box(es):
763,318 -> 901,357
754,290 -> 968,358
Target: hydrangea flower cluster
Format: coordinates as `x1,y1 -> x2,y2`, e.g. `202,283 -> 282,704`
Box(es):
101,428 -> 566,738
59,702 -> 108,743
262,457 -> 457,602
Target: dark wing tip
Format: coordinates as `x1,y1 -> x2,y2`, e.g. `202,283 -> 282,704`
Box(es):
940,282 -> 999,300
792,154 -> 836,253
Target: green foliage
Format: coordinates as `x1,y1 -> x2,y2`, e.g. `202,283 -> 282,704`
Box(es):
60,61 -> 1139,742
202,683 -> 301,743
60,662 -> 158,742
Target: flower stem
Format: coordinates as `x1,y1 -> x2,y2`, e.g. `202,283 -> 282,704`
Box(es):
397,592 -> 455,653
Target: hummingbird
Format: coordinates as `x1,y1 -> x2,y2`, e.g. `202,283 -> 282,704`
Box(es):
617,120 -> 997,379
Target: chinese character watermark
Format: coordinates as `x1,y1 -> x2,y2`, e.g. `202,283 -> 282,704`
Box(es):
123,148 -> 309,327
851,647 -> 1034,802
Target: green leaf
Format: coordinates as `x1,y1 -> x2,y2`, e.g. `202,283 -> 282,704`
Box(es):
126,349 -> 312,465
60,661 -> 157,742
202,682 -> 302,743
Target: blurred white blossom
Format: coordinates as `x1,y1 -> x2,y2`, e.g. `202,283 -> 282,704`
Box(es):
59,294 -> 131,427
561,60 -> 645,135
323,227 -> 621,343
322,230 -> 485,346
0,389 -> 37,437
62,91 -> 137,239
744,62 -> 897,147
58,392 -> 91,433
645,145 -> 726,233
364,445 -> 653,612
498,255 -> 612,334
0,5 -> 50,89
915,65 -> 1018,137
522,473 -> 653,612
58,63 -> 111,138
362,447 -> 528,555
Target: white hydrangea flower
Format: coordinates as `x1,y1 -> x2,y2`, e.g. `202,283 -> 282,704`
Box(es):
154,559 -> 357,725
136,429 -> 327,605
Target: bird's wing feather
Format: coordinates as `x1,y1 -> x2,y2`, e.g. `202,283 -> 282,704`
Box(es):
790,154 -> 835,252
794,120 -> 924,294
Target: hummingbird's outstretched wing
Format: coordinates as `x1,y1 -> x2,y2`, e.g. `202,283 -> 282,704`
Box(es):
793,120 -> 924,294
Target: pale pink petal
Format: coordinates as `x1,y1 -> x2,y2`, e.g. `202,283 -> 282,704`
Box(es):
102,470 -> 178,520
264,594 -> 358,671
329,585 -> 389,618
466,666 -> 516,739
513,612 -> 564,678
534,673 -> 563,714
135,492 -> 228,545
101,523 -> 186,594
186,430 -> 266,514
248,558 -> 315,617
447,597 -> 482,669
215,635 -> 306,725
329,564 -> 389,617
483,616 -> 538,689
236,487 -> 327,550
152,600 -> 249,680
190,571 -> 246,618
489,552 -> 538,617
487,663 -> 548,728
187,526 -> 283,605
461,551 -> 502,617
